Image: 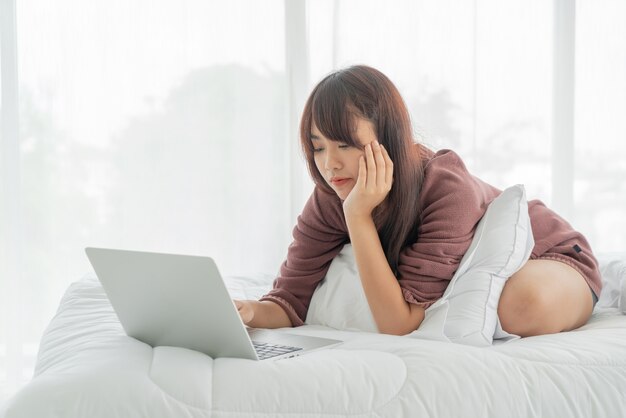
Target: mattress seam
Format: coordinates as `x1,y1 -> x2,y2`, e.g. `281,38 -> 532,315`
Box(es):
146,349 -> 214,412
370,355 -> 410,414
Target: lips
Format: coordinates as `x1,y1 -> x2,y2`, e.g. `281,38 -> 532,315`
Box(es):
330,177 -> 351,186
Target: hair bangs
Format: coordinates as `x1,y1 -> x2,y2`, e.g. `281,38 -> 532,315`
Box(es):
309,77 -> 363,149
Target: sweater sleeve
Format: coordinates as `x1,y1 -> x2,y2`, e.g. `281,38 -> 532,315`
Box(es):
259,186 -> 348,326
397,149 -> 500,309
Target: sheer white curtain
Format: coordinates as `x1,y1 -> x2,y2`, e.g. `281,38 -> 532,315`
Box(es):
1,0 -> 299,401
307,0 -> 626,249
1,0 -> 625,403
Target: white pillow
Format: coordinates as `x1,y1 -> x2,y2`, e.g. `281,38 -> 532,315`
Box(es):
305,185 -> 534,343
409,184 -> 534,346
594,252 -> 626,313
305,244 -> 379,333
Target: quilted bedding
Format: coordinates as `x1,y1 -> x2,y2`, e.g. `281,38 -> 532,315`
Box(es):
2,266 -> 626,418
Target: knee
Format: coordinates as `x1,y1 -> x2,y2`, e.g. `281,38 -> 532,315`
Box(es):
498,283 -> 559,337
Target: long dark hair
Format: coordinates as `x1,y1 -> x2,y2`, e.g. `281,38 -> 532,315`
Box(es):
299,65 -> 426,275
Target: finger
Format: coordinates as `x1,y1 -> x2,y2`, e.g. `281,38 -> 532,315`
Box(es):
373,140 -> 386,187
356,155 -> 366,188
381,144 -> 394,186
365,143 -> 376,188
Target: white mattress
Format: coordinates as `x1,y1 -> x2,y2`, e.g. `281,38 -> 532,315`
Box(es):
2,265 -> 626,418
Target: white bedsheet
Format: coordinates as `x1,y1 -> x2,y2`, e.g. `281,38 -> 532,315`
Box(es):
2,268 -> 626,418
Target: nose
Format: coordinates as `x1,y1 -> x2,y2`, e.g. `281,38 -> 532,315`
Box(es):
323,148 -> 342,171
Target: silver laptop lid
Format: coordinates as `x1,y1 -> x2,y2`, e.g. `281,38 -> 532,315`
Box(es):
85,247 -> 259,360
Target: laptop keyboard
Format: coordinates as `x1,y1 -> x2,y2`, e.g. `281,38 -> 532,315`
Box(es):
252,341 -> 303,360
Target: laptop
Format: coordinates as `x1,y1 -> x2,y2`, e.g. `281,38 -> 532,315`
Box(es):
85,247 -> 342,361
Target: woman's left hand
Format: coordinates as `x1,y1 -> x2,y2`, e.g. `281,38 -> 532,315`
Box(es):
342,140 -> 394,220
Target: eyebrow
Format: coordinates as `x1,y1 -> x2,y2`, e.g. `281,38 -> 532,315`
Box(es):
310,133 -> 321,140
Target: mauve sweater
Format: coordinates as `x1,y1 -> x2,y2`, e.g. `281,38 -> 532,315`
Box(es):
260,148 -> 602,327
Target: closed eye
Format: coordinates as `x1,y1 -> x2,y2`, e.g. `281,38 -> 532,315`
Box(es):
312,143 -> 351,153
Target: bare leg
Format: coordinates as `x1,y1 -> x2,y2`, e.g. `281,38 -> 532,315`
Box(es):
497,259 -> 594,337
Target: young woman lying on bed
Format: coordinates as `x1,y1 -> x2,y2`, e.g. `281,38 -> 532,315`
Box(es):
234,65 -> 601,337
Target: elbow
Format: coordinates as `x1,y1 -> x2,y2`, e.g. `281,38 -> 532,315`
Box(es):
380,328 -> 410,336
379,325 -> 417,336
379,305 -> 425,336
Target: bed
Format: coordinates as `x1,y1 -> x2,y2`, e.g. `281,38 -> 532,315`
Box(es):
1,259 -> 626,418
2,187 -> 626,417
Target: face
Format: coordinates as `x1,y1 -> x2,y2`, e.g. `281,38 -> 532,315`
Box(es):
311,117 -> 378,200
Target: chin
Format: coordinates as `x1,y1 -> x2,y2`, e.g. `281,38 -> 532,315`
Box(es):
331,189 -> 344,200
337,192 -> 348,201
327,183 -> 350,201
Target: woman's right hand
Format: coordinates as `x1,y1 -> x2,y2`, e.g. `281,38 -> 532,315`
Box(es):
233,299 -> 255,325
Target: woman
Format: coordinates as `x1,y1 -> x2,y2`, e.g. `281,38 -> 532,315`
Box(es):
235,65 -> 601,337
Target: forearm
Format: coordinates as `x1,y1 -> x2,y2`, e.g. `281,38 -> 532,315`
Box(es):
247,300 -> 293,329
346,216 -> 425,335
